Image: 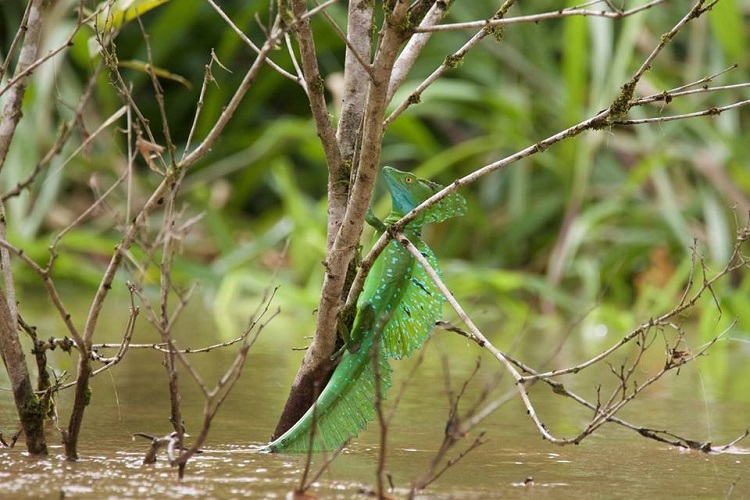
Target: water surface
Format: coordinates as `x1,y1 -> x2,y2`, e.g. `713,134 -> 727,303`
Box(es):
1,298 -> 748,498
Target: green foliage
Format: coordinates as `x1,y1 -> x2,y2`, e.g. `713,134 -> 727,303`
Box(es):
1,1 -> 748,350
89,0 -> 172,34
707,0 -> 746,65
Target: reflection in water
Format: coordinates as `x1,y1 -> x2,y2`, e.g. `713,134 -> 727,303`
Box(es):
1,300 -> 748,498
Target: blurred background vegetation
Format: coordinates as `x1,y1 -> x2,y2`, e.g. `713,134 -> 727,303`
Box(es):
1,0 -> 748,355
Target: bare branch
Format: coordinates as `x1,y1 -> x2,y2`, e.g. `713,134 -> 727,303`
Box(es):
138,17 -> 177,167
181,55 -> 216,163
628,1 -> 715,91
330,0 -> 374,258
412,0 -> 667,32
0,238 -> 83,346
612,99 -> 750,125
384,0 -> 516,127
53,287 -> 140,391
354,1 -> 723,315
283,33 -> 307,95
629,64 -> 743,107
180,16 -> 290,168
520,234 -> 750,382
312,0 -> 374,82
387,0 -> 451,103
350,106 -> 611,309
394,232 -> 557,442
0,8 -> 94,102
0,0 -> 51,343
2,62 -> 104,202
167,290 -> 277,474
288,0 -> 342,183
204,0 -> 305,87
0,0 -> 33,81
275,0 -> 412,439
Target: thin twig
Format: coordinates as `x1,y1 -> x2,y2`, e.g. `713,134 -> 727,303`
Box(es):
387,0 -> 450,103
167,289 -> 278,474
0,0 -> 32,81
358,1 -> 722,313
412,0 -> 666,32
0,8 -> 95,102
612,99 -> 750,125
2,63 -> 105,202
204,0 -> 305,87
395,232 -> 556,441
180,15 -> 289,168
312,0 -> 374,80
520,237 -> 749,382
181,52 -> 217,162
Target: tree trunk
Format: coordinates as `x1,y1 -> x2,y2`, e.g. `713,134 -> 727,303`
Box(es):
0,292 -> 48,455
272,0 -> 410,438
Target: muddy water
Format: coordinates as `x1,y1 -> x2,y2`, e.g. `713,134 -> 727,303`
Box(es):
1,299 -> 748,498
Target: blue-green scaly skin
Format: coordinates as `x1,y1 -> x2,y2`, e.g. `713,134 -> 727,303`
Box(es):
370,167 -> 467,359
259,167 -> 466,453
261,318 -> 391,453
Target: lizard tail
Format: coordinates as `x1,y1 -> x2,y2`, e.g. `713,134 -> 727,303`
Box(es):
259,335 -> 391,453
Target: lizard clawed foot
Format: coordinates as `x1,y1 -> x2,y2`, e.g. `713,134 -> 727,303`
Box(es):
330,341 -> 361,360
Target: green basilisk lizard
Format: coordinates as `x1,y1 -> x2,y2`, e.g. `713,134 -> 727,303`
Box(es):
260,167 -> 467,452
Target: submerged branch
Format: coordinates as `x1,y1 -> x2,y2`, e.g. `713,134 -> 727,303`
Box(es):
433,224 -> 749,452
398,217 -> 749,451
521,230 -> 750,382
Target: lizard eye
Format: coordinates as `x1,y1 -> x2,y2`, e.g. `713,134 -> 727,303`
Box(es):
405,176 -> 414,184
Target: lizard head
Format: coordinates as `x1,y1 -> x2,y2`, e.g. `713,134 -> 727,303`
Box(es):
383,166 -> 438,215
382,166 -> 467,224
